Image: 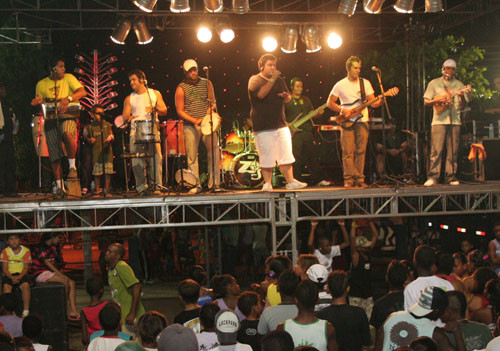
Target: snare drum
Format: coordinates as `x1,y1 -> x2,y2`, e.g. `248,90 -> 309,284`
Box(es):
225,131 -> 244,154
31,114 -> 49,157
162,120 -> 186,156
134,119 -> 158,143
229,152 -> 263,188
221,151 -> 234,171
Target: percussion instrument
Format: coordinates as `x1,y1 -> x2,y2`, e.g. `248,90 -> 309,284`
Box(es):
134,119 -> 158,143
200,112 -> 221,136
174,168 -> 198,187
227,152 -> 263,188
31,114 -> 49,157
221,151 -> 234,171
41,102 -> 81,120
162,120 -> 186,156
224,131 -> 244,154
114,115 -> 128,129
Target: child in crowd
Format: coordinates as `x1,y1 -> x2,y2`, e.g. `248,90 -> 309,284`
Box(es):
306,264 -> 331,312
136,311 -> 168,351
308,220 -> 349,273
14,337 -> 34,351
81,276 -> 108,346
196,302 -> 220,351
0,293 -> 23,337
294,254 -> 319,280
189,265 -> 213,307
174,279 -> 201,332
237,291 -> 263,351
88,302 -> 127,351
211,274 -> 245,321
22,315 -> 52,351
213,310 -> 252,351
1,233 -> 32,317
261,255 -> 292,307
30,232 -> 79,320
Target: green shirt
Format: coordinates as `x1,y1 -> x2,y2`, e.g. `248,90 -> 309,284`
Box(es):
285,96 -> 315,132
108,260 -> 145,323
85,120 -> 113,164
445,321 -> 492,351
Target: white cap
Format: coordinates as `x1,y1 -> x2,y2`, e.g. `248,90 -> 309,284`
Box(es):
442,59 -> 457,68
183,59 -> 198,72
306,264 -> 329,284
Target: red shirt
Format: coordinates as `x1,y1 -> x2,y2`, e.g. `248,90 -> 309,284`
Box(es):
82,301 -> 108,335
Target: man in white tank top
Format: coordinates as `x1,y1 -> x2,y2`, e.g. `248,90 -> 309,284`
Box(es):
123,70 -> 167,193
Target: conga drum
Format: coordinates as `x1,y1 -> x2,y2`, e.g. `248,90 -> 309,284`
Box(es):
164,120 -> 186,156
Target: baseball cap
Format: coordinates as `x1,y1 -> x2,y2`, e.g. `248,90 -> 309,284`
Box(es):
215,309 -> 239,344
306,264 -> 329,284
183,59 -> 198,72
157,324 -> 198,351
442,59 -> 457,68
409,286 -> 448,317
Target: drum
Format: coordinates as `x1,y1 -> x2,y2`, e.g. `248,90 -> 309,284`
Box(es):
162,120 -> 186,156
200,112 -> 221,136
221,151 -> 234,171
42,102 -> 81,120
225,131 -> 244,154
31,114 -> 49,157
230,152 -> 263,188
134,119 -> 158,143
175,168 -> 198,187
245,131 -> 257,152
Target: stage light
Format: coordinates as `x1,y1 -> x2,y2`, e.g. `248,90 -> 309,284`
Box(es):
428,222 -> 432,227
425,0 -> 443,12
232,0 -> 250,14
338,0 -> 357,16
440,224 -> 449,230
217,24 -> 235,43
476,230 -> 486,236
170,0 -> 190,13
133,0 -> 157,13
110,19 -> 132,45
106,103 -> 118,110
107,80 -> 119,87
262,36 -> 278,52
204,0 -> 223,12
134,19 -> 153,44
74,68 -> 85,75
106,92 -> 118,98
197,26 -> 213,43
75,55 -> 85,63
280,26 -> 298,53
106,68 -> 118,75
327,32 -> 342,49
394,0 -> 414,13
364,0 -> 385,14
457,227 -> 466,233
301,25 -> 321,53
106,56 -> 118,64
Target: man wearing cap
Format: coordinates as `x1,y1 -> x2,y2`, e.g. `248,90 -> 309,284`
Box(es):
157,324 -> 199,351
0,82 -> 19,197
306,264 -> 332,312
175,59 -> 220,194
375,286 -> 466,351
423,58 -> 471,187
212,309 -> 252,351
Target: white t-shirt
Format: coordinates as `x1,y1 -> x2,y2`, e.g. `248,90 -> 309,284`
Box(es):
382,311 -> 436,351
403,276 -> 455,311
196,331 -> 219,351
211,343 -> 252,351
87,336 -> 125,351
486,336 -> 500,351
313,246 -> 341,272
329,77 -> 375,122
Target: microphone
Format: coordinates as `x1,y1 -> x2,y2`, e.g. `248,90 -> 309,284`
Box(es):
143,79 -> 148,85
203,66 -> 209,72
372,66 -> 381,72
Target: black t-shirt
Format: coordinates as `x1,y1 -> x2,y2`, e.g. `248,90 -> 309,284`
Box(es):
285,96 -> 315,132
174,308 -> 201,328
317,304 -> 370,351
350,253 -> 373,299
369,290 -> 404,331
237,319 -> 261,351
248,74 -> 288,132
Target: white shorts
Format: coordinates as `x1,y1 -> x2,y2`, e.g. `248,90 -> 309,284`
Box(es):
254,127 -> 295,168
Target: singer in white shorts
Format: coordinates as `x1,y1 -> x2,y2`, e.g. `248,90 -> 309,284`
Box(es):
247,54 -> 307,192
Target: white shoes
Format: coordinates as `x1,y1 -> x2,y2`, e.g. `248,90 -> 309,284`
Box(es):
262,183 -> 273,192
424,178 -> 436,187
449,180 -> 460,186
317,180 -> 332,187
286,179 -> 308,190
188,186 -> 202,194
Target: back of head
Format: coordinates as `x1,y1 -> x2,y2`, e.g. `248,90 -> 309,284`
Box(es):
0,334 -> 14,351
99,302 -> 121,331
297,254 -> 319,273
158,324 -> 198,351
0,293 -> 16,313
414,245 -> 435,271
200,302 -> 220,329
278,271 -> 300,298
115,341 -> 145,351
446,291 -> 467,318
189,265 -> 207,286
386,260 -> 408,290
178,279 -> 201,304
137,311 -> 168,345
468,249 -> 487,270
436,252 -> 454,275
211,274 -> 235,298
22,315 -> 44,340
266,255 -> 292,280
485,278 -> 500,317
472,267 -> 498,295
409,337 -> 437,351
261,330 -> 294,351
295,280 -> 319,309
86,276 -> 104,297
327,270 -> 349,299
237,291 -> 260,317
452,252 -> 467,265
14,336 -> 33,350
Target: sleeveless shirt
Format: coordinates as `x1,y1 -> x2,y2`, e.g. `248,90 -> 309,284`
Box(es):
283,319 -> 328,351
129,88 -> 158,136
382,311 -> 436,351
178,78 -> 209,123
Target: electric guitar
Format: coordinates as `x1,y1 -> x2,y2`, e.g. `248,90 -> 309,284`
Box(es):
434,85 -> 472,114
331,87 -> 399,129
288,103 -> 328,137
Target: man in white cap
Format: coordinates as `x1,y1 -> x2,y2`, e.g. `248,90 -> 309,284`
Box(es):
175,59 -> 220,194
212,309 -> 252,351
423,59 -> 471,187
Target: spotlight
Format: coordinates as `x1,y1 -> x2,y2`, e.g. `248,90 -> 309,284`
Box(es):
170,0 -> 190,13
281,26 -> 298,54
364,0 -> 385,14
204,0 -> 223,12
106,80 -> 119,87
75,55 -> 85,63
110,19 -> 132,45
301,25 -> 321,53
133,0 -> 157,13
217,24 -> 235,43
394,0 -> 414,13
425,0 -> 443,12
327,32 -> 342,49
134,19 -> 153,44
106,68 -> 118,75
197,26 -> 213,43
338,0 -> 357,16
232,0 -> 250,14
262,36 -> 278,52
74,68 -> 85,75
106,56 -> 118,64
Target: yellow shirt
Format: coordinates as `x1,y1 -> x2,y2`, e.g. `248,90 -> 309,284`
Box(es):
1,246 -> 31,274
35,73 -> 83,100
267,283 -> 282,306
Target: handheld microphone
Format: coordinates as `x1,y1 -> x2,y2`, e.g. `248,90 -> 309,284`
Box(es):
143,79 -> 148,85
372,66 -> 381,72
203,66 -> 209,72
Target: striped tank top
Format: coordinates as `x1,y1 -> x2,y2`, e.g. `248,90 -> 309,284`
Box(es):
178,78 -> 208,123
283,319 -> 328,351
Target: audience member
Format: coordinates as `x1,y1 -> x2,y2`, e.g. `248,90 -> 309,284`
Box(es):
317,270 -> 370,351
307,220 -> 349,273
197,302 -> 220,351
459,239 -> 474,255
136,311 -> 168,351
14,336 -> 34,351
189,266 -> 214,307
408,337 -> 437,351
0,333 -> 15,351
488,221 -> 500,274
81,276 -> 108,346
305,264 -> 331,312
0,294 -> 23,337
468,267 -> 498,324
212,275 -> 245,321
435,252 -> 465,292
452,253 -> 468,279
116,342 -> 145,351
261,330 -> 294,351
258,271 -> 300,335
157,324 -> 198,351
174,279 -> 201,332
213,309 -> 252,351
22,315 -> 52,351
471,278 -> 500,332
237,291 -> 263,351
295,254 -> 319,280
262,255 -> 292,306
87,302 -> 126,351
278,280 -> 337,351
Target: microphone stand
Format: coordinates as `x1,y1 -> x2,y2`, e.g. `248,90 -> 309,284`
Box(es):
52,77 -> 67,197
204,67 -> 219,192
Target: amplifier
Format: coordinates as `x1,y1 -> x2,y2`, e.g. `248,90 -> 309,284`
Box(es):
483,138 -> 500,180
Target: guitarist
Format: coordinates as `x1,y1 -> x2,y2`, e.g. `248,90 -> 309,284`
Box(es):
327,56 -> 382,188
285,77 -> 331,187
423,59 -> 471,187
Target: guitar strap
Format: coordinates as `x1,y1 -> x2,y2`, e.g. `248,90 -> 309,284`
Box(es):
359,77 -> 366,103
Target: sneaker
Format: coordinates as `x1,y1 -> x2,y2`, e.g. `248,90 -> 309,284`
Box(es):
424,178 -> 436,187
68,167 -> 77,178
344,180 -> 355,188
136,184 -> 149,194
356,181 -> 368,188
286,179 -> 308,190
449,180 -> 460,186
262,183 -> 273,192
188,186 -> 202,195
316,180 -> 332,187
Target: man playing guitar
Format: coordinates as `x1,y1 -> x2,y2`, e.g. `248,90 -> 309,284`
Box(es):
327,56 -> 382,188
423,59 -> 471,186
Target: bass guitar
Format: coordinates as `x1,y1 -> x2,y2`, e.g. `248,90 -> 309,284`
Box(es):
331,87 -> 399,129
434,85 -> 472,114
288,103 -> 328,137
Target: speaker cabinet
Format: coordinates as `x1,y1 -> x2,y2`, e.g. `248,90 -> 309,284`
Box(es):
483,138 -> 500,180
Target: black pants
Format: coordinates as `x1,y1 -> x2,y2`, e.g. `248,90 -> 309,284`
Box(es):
292,130 -> 324,183
0,137 -> 16,195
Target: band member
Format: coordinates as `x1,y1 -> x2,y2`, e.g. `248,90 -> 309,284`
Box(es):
374,125 -> 409,178
327,56 -> 382,188
285,77 -> 331,187
84,105 -> 114,195
248,53 -> 307,191
175,59 -> 221,194
31,58 -> 87,195
0,82 -> 19,197
423,59 -> 471,186
123,70 -> 167,194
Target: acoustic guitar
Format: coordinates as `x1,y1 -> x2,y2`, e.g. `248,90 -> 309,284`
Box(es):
434,85 -> 472,114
